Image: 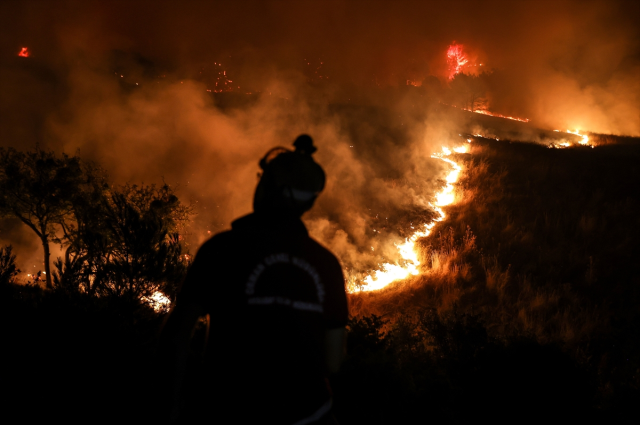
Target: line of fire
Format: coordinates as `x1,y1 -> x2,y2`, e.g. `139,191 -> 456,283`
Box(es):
1,1 -> 639,423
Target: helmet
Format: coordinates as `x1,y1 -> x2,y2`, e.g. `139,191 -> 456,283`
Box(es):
253,135 -> 325,215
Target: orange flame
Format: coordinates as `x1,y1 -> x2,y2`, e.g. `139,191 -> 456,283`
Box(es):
357,145 -> 465,292
467,109 -> 530,123
443,102 -> 530,123
551,129 -> 590,148
566,129 -> 589,145
18,47 -> 30,57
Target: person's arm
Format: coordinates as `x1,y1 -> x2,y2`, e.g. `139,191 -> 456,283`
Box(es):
325,327 -> 347,374
158,299 -> 206,422
322,254 -> 349,375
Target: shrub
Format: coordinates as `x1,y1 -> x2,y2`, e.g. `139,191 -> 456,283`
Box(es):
0,245 -> 19,285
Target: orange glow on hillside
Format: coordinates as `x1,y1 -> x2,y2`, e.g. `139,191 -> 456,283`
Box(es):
357,145 -> 465,292
444,102 -> 530,123
566,129 -> 589,145
551,129 -> 591,148
468,108 -> 530,123
18,47 -> 30,57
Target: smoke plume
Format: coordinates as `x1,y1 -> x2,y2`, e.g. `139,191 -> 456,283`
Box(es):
1,0 -> 638,275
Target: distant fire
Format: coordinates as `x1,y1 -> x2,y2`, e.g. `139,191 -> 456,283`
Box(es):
18,47 -> 29,57
357,145 -> 465,292
551,129 -> 591,148
445,102 -> 531,123
447,42 -> 468,80
566,129 -> 589,145
467,108 -> 530,123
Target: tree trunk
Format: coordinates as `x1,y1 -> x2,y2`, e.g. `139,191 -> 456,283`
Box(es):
41,236 -> 52,289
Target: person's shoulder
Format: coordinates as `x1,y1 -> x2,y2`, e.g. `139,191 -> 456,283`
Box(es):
197,229 -> 235,255
305,236 -> 342,269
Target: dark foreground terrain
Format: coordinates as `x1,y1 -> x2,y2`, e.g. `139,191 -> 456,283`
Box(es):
2,136 -> 640,424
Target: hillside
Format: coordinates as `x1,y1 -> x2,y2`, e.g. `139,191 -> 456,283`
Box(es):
2,133 -> 639,424
339,136 -> 640,423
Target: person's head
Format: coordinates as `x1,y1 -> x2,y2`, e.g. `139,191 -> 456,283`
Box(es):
253,134 -> 325,216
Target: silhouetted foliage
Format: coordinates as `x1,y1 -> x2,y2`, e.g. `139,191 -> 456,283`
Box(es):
0,245 -> 19,285
0,280 -> 164,423
54,183 -> 192,301
2,136 -> 639,424
0,147 -> 106,288
447,72 -> 489,112
333,310 -> 598,425
347,314 -> 388,357
348,137 -> 640,423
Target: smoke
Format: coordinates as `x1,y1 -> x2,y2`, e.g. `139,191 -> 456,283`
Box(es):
1,0 -> 639,275
45,61 -> 449,274
0,42 -> 448,275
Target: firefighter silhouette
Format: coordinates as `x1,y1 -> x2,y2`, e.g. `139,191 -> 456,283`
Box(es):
159,135 -> 347,424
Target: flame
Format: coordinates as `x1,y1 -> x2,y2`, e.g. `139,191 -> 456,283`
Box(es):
566,129 -> 589,145
443,102 -> 530,123
551,129 -> 590,148
358,145 -> 464,292
142,291 -> 172,313
468,109 -> 530,123
447,42 -> 468,80
18,47 -> 29,57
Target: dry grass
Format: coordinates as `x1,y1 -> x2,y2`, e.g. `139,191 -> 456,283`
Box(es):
349,138 -> 640,363
339,138 -> 640,422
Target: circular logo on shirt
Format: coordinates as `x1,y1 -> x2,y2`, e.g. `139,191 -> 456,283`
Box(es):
245,253 -> 324,313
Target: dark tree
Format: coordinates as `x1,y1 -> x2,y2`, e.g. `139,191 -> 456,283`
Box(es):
0,148 -> 104,288
448,73 -> 489,112
0,245 -> 19,285
55,183 -> 193,303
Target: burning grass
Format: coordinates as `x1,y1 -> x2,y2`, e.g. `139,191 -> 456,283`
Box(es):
341,137 -> 640,421
3,134 -> 639,423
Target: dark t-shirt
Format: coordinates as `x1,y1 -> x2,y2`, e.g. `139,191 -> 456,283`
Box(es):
177,212 -> 348,423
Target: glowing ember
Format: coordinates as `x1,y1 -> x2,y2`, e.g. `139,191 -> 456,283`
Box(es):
18,47 -> 29,57
358,145 -> 464,292
142,291 -> 172,312
447,42 -> 468,79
